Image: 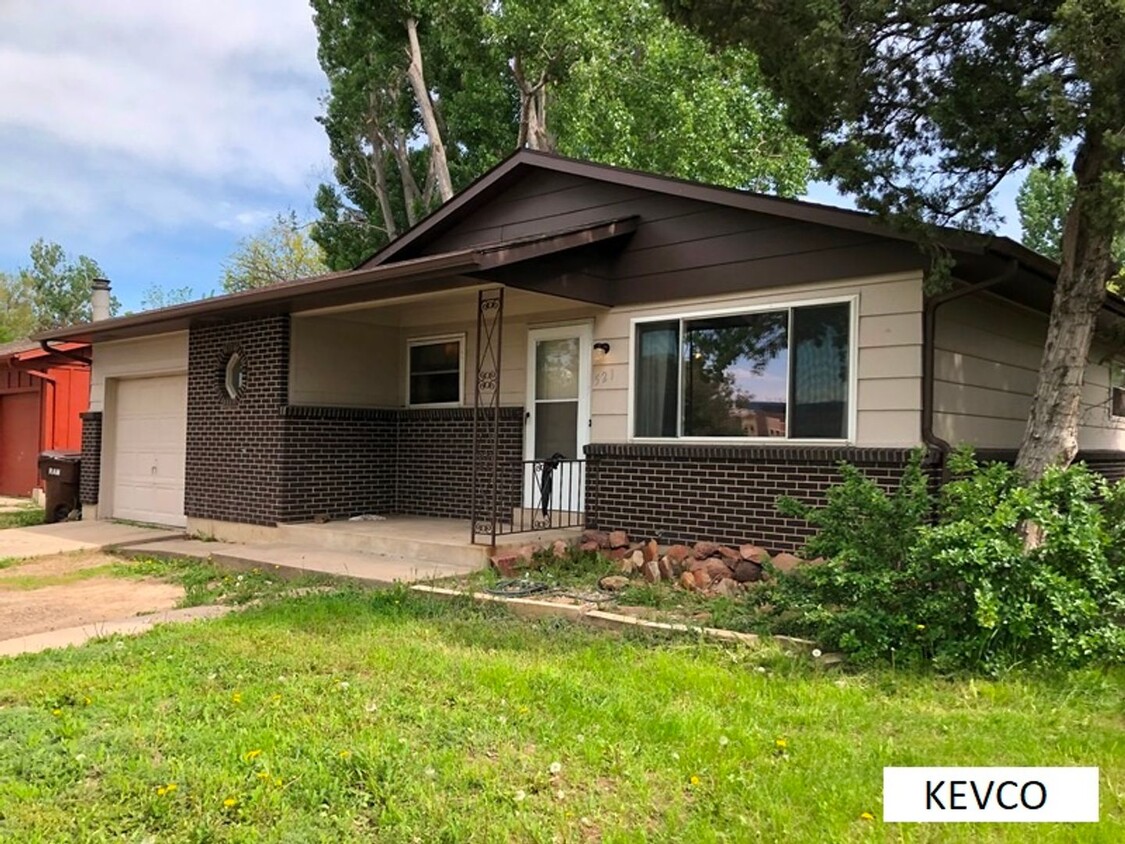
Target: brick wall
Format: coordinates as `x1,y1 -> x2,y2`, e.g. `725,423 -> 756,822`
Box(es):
394,407 -> 524,520
185,316 -> 290,525
79,411 -> 102,505
585,443 -> 932,553
278,406 -> 397,522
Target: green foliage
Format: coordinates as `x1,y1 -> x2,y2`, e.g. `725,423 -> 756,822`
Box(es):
769,450 -> 1125,671
138,284 -> 197,312
221,212 -> 329,293
0,239 -> 117,338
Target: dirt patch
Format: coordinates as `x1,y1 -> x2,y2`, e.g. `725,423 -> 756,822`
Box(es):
0,550 -> 118,579
0,552 -> 185,640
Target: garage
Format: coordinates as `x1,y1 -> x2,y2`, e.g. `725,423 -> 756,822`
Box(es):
110,374 -> 187,526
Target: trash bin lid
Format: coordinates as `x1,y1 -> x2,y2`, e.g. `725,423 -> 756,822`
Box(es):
39,450 -> 82,462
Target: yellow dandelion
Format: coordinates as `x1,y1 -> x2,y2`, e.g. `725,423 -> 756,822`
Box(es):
157,787 -> 167,796
83,696 -> 92,706
775,738 -> 788,749
273,777 -> 283,787
338,750 -> 352,759
518,705 -> 530,715
689,775 -> 701,786
231,691 -> 242,704
51,708 -> 62,717
860,811 -> 875,821
257,771 -> 271,781
916,624 -> 926,631
270,693 -> 282,704
165,783 -> 177,793
244,749 -> 262,761
223,797 -> 238,808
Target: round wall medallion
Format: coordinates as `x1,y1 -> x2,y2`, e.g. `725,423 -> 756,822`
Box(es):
224,351 -> 245,400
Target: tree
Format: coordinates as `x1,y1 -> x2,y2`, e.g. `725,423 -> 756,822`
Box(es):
139,284 -> 197,311
222,212 -> 329,293
0,272 -> 35,343
309,0 -> 811,268
1017,166 -> 1125,282
670,1 -> 1125,481
21,239 -> 118,329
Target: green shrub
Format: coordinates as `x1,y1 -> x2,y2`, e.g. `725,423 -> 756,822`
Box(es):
767,449 -> 1125,672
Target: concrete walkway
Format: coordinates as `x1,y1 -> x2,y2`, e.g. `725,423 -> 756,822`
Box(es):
119,538 -> 475,586
0,604 -> 233,657
0,496 -> 36,514
0,520 -> 184,559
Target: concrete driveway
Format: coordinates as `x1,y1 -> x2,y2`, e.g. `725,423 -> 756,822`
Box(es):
0,520 -> 184,559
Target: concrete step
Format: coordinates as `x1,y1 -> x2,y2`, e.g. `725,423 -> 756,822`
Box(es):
274,520 -> 489,568
119,538 -> 476,586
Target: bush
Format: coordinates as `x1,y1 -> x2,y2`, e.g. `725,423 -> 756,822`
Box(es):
767,449 -> 1125,672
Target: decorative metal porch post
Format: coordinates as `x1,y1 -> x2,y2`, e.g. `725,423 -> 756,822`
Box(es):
470,288 -> 503,546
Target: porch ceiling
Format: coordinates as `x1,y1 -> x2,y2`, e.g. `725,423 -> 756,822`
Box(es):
35,217 -> 637,345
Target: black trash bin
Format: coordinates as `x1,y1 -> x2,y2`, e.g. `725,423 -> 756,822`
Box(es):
38,451 -> 82,524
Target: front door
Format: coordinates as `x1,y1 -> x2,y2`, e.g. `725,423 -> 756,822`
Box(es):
524,324 -> 592,514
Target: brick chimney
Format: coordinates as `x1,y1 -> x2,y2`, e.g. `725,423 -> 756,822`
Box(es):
91,278 -> 111,322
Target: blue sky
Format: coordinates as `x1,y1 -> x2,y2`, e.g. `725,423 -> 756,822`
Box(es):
0,1 -> 1028,313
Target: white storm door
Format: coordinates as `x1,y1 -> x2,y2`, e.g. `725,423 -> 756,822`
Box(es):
523,324 -> 592,512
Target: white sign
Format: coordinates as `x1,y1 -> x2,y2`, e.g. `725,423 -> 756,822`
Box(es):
883,767 -> 1099,823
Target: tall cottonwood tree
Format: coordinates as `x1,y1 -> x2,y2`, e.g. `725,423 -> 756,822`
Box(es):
309,0 -> 810,268
671,0 -> 1125,481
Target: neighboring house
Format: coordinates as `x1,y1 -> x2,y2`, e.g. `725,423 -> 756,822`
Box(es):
0,339 -> 90,498
35,151 -> 1125,551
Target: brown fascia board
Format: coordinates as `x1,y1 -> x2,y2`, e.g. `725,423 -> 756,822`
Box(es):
33,216 -> 636,344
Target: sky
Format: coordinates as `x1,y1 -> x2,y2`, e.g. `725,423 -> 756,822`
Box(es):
0,1 -> 1028,313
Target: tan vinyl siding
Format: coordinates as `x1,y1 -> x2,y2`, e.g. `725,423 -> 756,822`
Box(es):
933,292 -> 1125,450
289,315 -> 401,407
590,271 -> 925,446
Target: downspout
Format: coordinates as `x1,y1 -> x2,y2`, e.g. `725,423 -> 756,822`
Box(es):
23,370 -> 57,492
38,340 -> 92,366
922,259 -> 1019,481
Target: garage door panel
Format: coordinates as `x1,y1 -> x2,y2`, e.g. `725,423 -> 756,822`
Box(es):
112,375 -> 186,527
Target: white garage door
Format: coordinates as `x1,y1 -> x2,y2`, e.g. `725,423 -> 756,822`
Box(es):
112,375 -> 187,527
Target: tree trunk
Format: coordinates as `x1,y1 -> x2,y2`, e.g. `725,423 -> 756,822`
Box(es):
1015,136 -> 1117,480
512,56 -> 555,152
404,16 -> 454,203
387,128 -> 422,227
365,119 -> 398,241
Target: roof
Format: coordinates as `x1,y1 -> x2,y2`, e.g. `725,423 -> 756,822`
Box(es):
0,339 -> 39,359
34,150 -> 1125,344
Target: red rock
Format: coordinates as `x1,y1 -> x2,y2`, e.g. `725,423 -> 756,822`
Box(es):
702,559 -> 734,583
629,549 -> 645,570
598,575 -> 630,592
717,545 -> 740,562
642,539 -> 659,562
733,560 -> 764,583
665,544 -> 693,563
607,547 -> 630,561
713,578 -> 743,598
516,544 -> 539,561
686,558 -> 707,573
608,530 -> 630,549
658,557 -> 674,581
642,559 -> 661,583
739,544 -> 771,563
579,540 -> 600,553
693,541 -> 720,559
692,569 -> 710,590
551,539 -> 569,559
771,552 -> 803,575
679,571 -> 697,591
490,554 -> 521,578
581,530 -> 609,547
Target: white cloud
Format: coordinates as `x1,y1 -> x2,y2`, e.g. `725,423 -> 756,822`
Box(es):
0,0 -> 331,248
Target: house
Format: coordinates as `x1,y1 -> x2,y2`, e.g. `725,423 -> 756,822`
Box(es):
34,151 -> 1125,552
0,339 -> 90,498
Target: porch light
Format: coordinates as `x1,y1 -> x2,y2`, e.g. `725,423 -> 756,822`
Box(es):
593,341 -> 611,357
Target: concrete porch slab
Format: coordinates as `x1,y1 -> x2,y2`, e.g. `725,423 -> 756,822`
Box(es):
0,521 -> 184,560
120,538 -> 477,586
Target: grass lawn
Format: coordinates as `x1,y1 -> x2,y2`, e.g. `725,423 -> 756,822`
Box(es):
0,589 -> 1121,843
0,506 -> 45,530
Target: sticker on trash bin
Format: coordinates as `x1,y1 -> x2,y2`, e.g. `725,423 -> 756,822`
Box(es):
48,467 -> 61,476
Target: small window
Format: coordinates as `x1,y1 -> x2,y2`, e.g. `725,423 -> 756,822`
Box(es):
224,352 -> 244,400
633,301 -> 852,440
408,336 -> 463,406
1111,363 -> 1125,418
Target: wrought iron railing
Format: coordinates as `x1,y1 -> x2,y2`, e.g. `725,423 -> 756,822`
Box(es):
473,456 -> 586,543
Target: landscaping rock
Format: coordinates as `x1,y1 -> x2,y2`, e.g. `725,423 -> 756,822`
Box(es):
693,541 -> 720,559
665,544 -> 694,564
733,560 -> 764,583
641,559 -> 662,583
598,575 -> 630,592
641,539 -> 659,562
608,530 -> 630,549
618,555 -> 637,575
516,544 -> 539,561
581,530 -> 609,547
713,578 -> 743,598
629,549 -> 645,571
692,569 -> 710,590
552,539 -> 569,559
658,556 -> 675,581
717,545 -> 741,563
679,571 -> 697,591
702,559 -> 735,583
579,540 -> 600,553
770,552 -> 803,575
490,554 -> 522,578
607,547 -> 630,561
739,544 -> 771,563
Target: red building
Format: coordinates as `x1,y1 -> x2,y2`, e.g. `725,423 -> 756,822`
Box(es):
0,339 -> 90,497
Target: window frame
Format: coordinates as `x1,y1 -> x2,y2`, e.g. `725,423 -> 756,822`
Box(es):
405,333 -> 466,408
1109,360 -> 1125,420
627,295 -> 859,444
